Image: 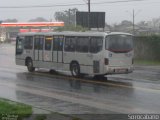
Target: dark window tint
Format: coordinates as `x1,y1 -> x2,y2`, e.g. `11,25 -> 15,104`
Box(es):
34,36 -> 44,50
106,35 -> 133,53
45,36 -> 52,50
90,37 -> 103,53
76,37 -> 89,53
16,36 -> 24,55
24,36 -> 33,49
53,36 -> 63,51
64,37 -> 76,52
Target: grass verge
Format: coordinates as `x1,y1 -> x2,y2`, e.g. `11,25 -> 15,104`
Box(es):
0,98 -> 32,120
134,59 -> 160,66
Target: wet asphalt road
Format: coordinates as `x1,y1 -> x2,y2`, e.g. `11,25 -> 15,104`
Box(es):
0,43 -> 160,114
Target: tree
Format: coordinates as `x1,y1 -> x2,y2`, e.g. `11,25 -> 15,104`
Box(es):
121,20 -> 132,26
28,17 -> 48,22
3,19 -> 18,23
54,8 -> 78,25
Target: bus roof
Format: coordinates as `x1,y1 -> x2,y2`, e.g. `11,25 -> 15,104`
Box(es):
18,31 -> 132,37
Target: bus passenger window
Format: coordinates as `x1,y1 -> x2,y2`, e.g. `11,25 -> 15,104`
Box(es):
16,37 -> 24,55
34,38 -> 39,50
64,37 -> 76,52
34,36 -> 44,50
90,37 -> 103,53
39,38 -> 44,50
58,37 -> 63,51
45,39 -> 51,50
24,36 -> 33,49
76,37 -> 89,53
53,36 -> 63,51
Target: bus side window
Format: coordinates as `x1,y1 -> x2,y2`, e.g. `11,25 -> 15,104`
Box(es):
76,37 -> 89,53
34,36 -> 44,50
34,37 -> 39,50
24,36 -> 33,49
45,37 -> 52,51
53,36 -> 63,51
90,37 -> 103,53
16,36 -> 23,55
58,37 -> 63,51
64,37 -> 76,52
39,37 -> 44,50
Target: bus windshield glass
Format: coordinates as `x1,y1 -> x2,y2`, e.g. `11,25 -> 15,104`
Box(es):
106,34 -> 133,53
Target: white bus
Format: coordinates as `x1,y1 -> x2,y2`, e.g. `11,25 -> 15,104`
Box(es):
15,32 -> 133,77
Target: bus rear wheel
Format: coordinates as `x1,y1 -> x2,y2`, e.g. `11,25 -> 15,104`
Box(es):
70,62 -> 80,77
27,59 -> 35,72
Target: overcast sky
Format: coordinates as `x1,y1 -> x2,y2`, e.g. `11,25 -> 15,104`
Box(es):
0,0 -> 160,24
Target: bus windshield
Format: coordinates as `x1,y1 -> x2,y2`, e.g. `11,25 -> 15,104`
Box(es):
106,34 -> 133,53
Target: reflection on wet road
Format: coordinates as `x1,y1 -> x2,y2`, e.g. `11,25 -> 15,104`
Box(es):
0,43 -> 160,114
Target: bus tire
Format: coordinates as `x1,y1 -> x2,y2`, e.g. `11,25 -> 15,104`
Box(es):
70,62 -> 80,77
27,59 -> 35,72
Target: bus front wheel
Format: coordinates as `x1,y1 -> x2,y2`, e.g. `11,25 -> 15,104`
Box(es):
27,59 -> 35,72
70,62 -> 80,77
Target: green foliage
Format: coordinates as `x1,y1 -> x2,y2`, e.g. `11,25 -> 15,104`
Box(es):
55,25 -> 88,32
0,99 -> 32,120
134,35 -> 160,61
54,8 -> 78,25
134,59 -> 160,65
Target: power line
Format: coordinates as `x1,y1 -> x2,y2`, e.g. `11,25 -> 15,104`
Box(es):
0,0 -> 157,9
92,0 -> 156,5
82,0 -> 88,4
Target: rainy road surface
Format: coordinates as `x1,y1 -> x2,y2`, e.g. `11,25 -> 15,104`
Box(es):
0,43 -> 160,114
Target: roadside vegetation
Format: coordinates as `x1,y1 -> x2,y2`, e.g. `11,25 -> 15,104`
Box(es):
55,25 -> 88,32
134,59 -> 160,66
134,35 -> 160,62
0,98 -> 82,120
0,98 -> 32,120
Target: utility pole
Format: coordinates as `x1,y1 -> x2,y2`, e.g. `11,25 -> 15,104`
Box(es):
88,0 -> 90,30
133,9 -> 135,35
159,24 -> 160,35
126,9 -> 141,35
68,9 -> 71,25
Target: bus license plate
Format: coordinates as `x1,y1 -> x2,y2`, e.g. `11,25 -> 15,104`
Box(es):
115,69 -> 126,73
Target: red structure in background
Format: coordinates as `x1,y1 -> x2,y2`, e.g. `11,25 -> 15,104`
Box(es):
19,29 -> 52,33
0,22 -> 64,27
0,22 -> 64,41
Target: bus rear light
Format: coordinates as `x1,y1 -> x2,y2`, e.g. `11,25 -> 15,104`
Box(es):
104,58 -> 109,65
